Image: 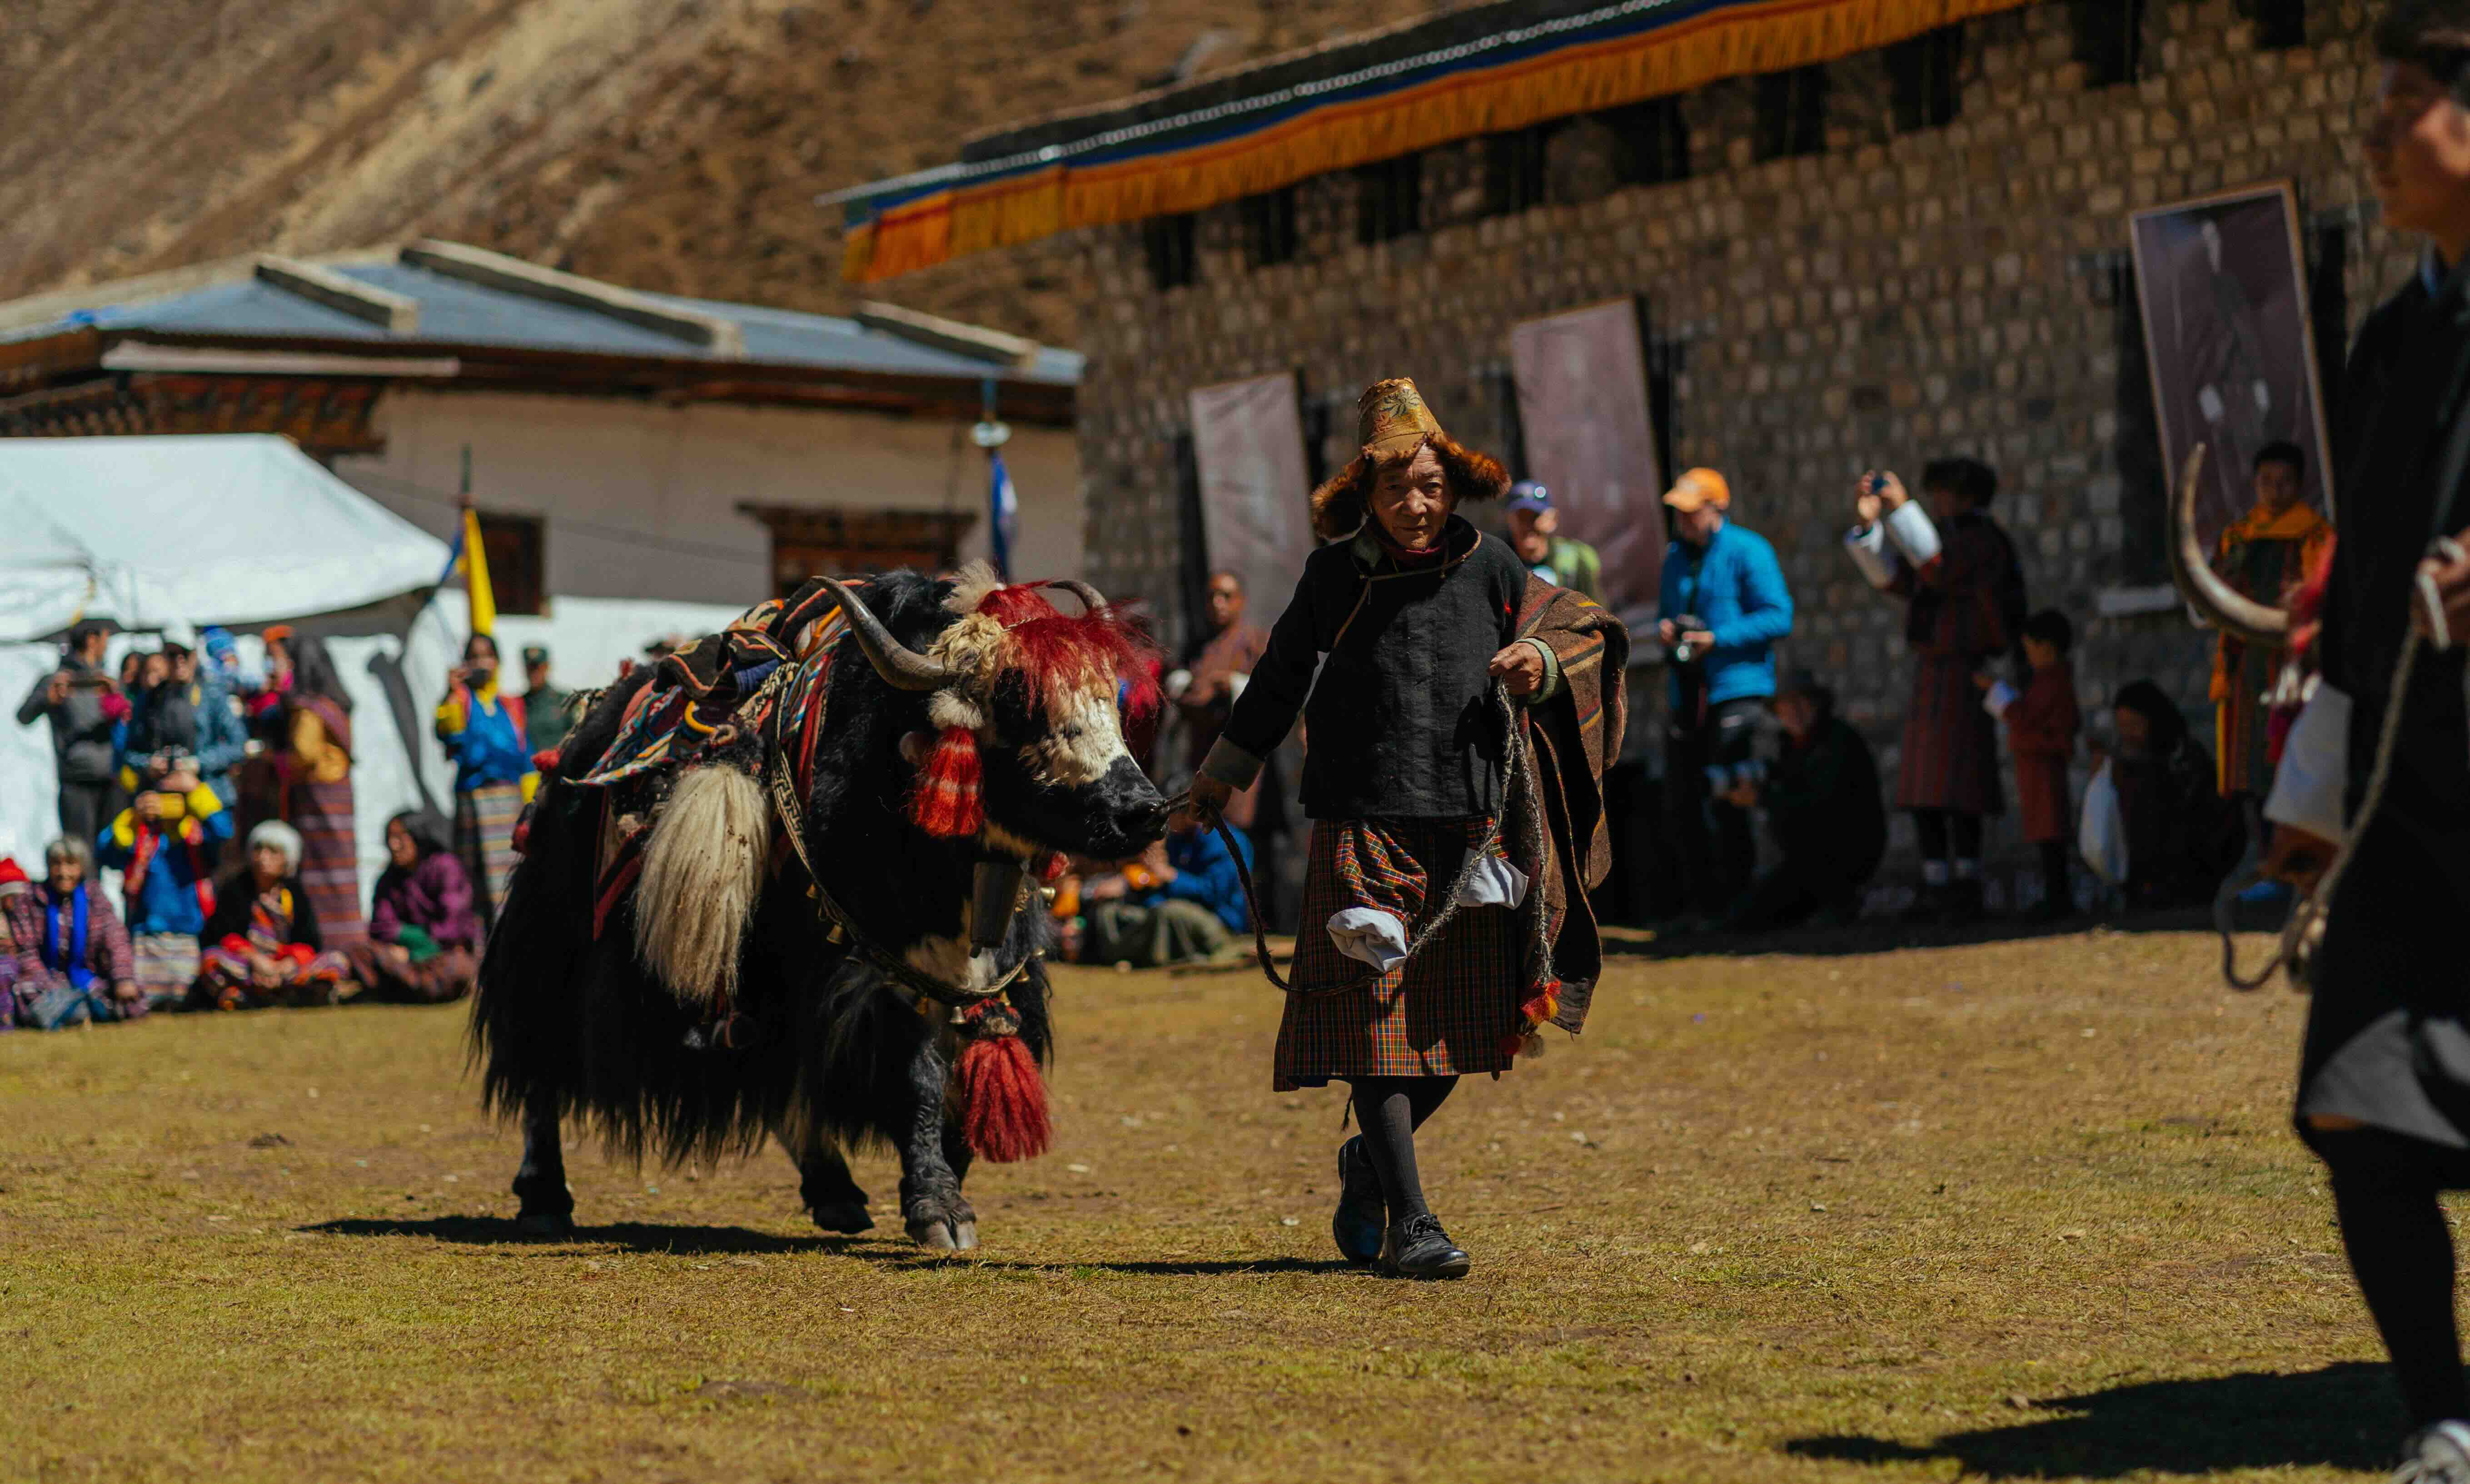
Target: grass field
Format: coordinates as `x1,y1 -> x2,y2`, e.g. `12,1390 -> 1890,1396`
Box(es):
0,924 -> 2417,1482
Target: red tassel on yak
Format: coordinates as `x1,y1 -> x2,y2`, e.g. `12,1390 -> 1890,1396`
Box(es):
958,1030 -> 1051,1163
909,725 -> 984,838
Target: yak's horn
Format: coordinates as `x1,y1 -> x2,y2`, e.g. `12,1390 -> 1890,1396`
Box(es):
1047,579 -> 1108,614
2167,442 -> 2288,646
815,576 -> 956,692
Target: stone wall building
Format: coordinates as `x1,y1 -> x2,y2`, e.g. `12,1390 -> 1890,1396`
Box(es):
836,0 -> 2410,900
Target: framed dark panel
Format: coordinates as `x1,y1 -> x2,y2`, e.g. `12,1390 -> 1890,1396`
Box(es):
2252,0 -> 2305,50
2073,0 -> 2148,88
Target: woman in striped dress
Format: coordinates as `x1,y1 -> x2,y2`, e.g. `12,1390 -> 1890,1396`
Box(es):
1188,377 -> 1558,1281
435,634 -> 532,934
278,636 -> 364,953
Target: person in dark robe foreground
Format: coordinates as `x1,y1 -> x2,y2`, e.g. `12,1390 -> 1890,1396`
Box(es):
2255,8 -> 2470,1477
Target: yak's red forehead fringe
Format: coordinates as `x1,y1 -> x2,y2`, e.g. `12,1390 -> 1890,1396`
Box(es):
973,583 -> 1162,723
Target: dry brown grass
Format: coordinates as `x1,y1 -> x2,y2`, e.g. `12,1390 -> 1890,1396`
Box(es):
0,926 -> 2410,1481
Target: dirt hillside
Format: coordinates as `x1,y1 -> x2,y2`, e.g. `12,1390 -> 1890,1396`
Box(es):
3,0 -> 1439,345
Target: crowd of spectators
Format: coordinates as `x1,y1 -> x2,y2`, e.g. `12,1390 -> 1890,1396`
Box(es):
5,625 -> 579,1030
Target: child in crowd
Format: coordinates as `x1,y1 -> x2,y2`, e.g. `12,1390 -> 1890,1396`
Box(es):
1983,610 -> 2082,919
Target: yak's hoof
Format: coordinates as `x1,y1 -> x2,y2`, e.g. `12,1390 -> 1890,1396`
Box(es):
906,1215 -> 977,1251
809,1201 -> 875,1235
515,1211 -> 576,1237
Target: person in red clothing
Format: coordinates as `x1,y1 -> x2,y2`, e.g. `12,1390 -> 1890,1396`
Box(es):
1983,610 -> 2083,920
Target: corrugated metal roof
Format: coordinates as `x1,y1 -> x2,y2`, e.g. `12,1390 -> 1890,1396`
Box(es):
8,256 -> 1081,385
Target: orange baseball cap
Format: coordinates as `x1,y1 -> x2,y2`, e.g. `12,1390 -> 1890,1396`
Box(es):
1662,468 -> 1731,512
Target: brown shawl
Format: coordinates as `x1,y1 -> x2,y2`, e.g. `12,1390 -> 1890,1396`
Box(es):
1511,575 -> 1628,1036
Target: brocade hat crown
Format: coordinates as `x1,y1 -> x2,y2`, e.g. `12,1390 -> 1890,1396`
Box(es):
1356,377 -> 1443,459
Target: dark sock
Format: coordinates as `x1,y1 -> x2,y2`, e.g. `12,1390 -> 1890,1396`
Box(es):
1913,809 -> 1950,862
2322,1130 -> 2470,1427
1950,814 -> 1984,860
1349,1077 -> 1450,1221
2038,841 -> 2070,907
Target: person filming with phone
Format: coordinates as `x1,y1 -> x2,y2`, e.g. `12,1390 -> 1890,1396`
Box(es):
1654,467 -> 1793,928
15,620 -> 119,846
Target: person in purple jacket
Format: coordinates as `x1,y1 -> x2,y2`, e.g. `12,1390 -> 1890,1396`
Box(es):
344,810 -> 481,1004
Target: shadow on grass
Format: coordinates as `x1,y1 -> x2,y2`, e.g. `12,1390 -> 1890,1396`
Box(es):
302,1216 -> 865,1256
1785,1363 -> 2393,1479
1604,903 -> 2258,963
301,1219 -> 1363,1277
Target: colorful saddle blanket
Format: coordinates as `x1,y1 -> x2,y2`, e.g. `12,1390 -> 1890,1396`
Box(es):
573,581 -> 854,790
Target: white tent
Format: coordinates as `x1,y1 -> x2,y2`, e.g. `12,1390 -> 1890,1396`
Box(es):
0,436 -> 745,897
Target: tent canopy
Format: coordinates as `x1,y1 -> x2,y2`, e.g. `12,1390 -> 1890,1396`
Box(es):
0,434 -> 449,641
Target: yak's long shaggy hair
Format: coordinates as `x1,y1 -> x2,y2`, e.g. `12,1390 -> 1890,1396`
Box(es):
1308,432 -> 1510,541
471,570 -> 1056,1171
632,762 -> 767,1007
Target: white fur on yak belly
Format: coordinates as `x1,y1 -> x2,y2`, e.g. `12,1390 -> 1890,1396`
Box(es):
634,764 -> 767,1005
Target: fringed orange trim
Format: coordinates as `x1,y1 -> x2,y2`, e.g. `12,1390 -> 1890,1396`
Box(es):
847,0 -> 2037,282
1503,978 -> 1564,1059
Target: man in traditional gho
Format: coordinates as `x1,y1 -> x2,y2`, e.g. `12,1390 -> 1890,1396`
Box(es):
2255,6 -> 2470,1476
1187,378 -> 1625,1280
1844,457 -> 2028,924
2211,442 -> 2333,818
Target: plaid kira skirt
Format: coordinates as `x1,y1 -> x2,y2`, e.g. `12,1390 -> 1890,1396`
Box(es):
1272,818 -> 1524,1092
454,782 -> 523,933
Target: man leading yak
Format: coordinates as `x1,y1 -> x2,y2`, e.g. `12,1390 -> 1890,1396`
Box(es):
1186,378 -> 1625,1281
2173,5 -> 2470,1477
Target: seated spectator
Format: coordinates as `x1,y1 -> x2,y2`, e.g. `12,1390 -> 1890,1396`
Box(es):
8,837 -> 141,1028
1081,824 -> 1252,968
2105,680 -> 2237,909
0,853 -> 25,1022
344,810 -> 481,1004
96,759 -> 232,1007
1718,668 -> 1885,930
1983,610 -> 2083,919
193,822 -> 355,1010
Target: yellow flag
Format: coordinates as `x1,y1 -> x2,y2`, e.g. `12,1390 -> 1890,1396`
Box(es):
460,506 -> 496,638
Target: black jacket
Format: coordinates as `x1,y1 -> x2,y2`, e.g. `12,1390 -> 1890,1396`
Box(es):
199,874 -> 324,952
2323,266 -> 2470,813
1763,715 -> 1886,880
1211,517 -> 1530,819
15,657 -> 117,784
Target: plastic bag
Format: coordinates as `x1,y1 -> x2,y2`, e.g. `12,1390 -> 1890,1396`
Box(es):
2079,758 -> 2128,885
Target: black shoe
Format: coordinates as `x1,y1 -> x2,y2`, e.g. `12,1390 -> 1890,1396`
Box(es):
1379,1211 -> 1470,1279
1939,880 -> 1985,926
1897,885 -> 1943,924
1331,1137 -> 1385,1266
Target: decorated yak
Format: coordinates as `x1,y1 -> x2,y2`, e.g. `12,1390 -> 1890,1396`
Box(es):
473,564 -> 1168,1249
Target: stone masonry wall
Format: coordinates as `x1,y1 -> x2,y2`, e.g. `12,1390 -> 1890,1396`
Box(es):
1063,0 -> 2416,894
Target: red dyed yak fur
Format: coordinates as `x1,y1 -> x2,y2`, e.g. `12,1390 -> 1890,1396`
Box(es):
958,1031 -> 1051,1163
909,725 -> 985,838
972,584 -> 1163,725
2286,532 -> 2336,659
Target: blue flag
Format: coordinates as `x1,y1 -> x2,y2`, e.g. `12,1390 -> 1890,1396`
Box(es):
988,451 -> 1018,579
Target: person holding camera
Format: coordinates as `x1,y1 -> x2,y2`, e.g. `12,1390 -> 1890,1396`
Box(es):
1844,458 -> 2027,923
96,753 -> 233,1007
435,633 -> 533,932
1654,468 -> 1794,926
15,620 -> 118,847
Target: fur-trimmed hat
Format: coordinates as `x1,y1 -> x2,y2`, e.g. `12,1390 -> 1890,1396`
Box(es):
1308,377 -> 1510,541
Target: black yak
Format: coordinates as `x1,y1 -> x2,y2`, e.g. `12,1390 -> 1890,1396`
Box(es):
472,565 -> 1169,1249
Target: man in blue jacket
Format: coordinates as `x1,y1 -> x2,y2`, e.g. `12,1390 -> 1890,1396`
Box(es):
1656,467 -> 1794,923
